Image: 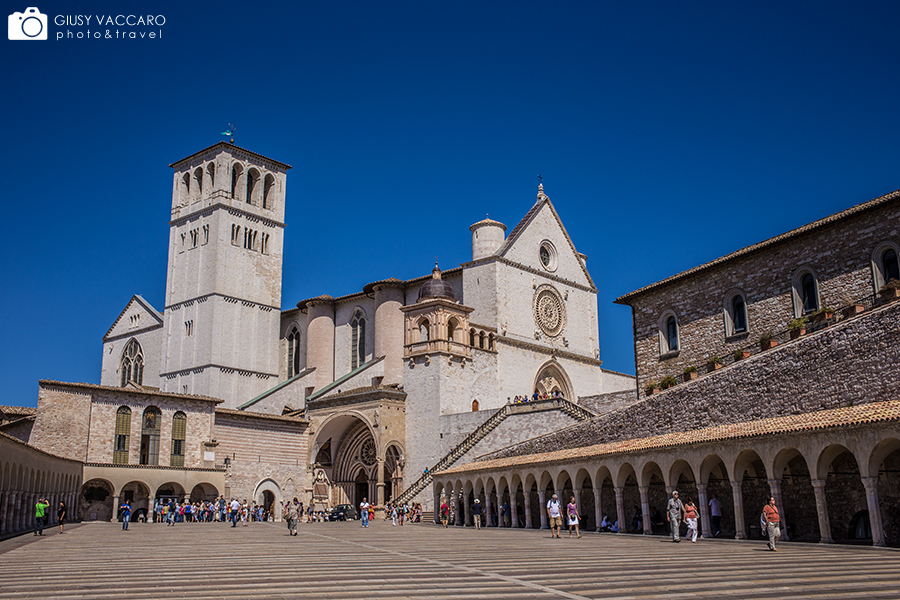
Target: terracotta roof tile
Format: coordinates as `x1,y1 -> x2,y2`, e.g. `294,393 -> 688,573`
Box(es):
442,400 -> 900,475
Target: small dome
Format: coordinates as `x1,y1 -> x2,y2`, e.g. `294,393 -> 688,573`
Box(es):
418,263 -> 455,301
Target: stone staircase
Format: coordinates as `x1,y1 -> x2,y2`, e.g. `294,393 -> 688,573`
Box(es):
393,398 -> 596,506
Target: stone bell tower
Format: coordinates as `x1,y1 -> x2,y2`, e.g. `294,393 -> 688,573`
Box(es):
160,142 -> 291,407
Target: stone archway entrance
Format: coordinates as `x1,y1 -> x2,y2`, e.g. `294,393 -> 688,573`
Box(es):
533,361 -> 572,399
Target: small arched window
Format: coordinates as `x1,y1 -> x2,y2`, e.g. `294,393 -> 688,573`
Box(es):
246,168 -> 260,204
873,243 -> 900,292
140,406 -> 161,466
488,333 -> 494,351
206,162 -> 216,188
350,311 -> 366,370
469,329 -> 475,346
113,406 -> 131,465
287,326 -> 301,378
472,399 -> 480,412
801,273 -> 818,314
120,339 -> 144,387
170,412 -> 186,467
231,163 -> 243,199
193,167 -> 203,197
658,311 -> 679,355
263,174 -> 276,209
479,331 -> 485,349
723,290 -> 748,336
447,319 -> 457,343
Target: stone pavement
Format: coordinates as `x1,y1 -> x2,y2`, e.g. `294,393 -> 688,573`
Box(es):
2,521 -> 900,599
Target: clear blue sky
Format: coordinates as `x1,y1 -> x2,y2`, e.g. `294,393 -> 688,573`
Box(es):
2,1 -> 898,407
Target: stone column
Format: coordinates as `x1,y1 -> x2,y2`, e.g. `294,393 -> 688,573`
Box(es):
592,487 -> 602,532
511,490 -> 519,528
811,479 -> 833,543
376,457 -> 386,508
5,492 -> 16,535
0,493 -> 8,536
861,477 -> 885,547
730,481 -> 746,539
454,491 -> 462,526
614,487 -> 626,534
373,283 -> 405,386
462,495 -> 471,527
696,484 -> 712,538
767,479 -> 789,542
638,486 -> 651,534
572,487 -> 582,520
306,297 -> 336,389
523,491 -> 532,529
112,495 -> 121,525
538,490 -> 547,529
485,494 -> 493,527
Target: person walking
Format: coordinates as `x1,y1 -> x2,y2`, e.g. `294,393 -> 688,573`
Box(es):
57,500 -> 66,534
472,499 -> 483,530
567,496 -> 582,538
34,498 -> 48,536
763,497 -> 781,551
284,498 -> 299,536
440,499 -> 450,528
666,490 -> 684,543
120,499 -> 132,531
390,503 -> 398,526
230,498 -> 240,527
360,498 -> 370,527
547,493 -> 563,538
709,494 -> 722,537
683,497 -> 699,543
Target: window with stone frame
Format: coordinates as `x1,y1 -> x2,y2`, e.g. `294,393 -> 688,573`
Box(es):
287,326 -> 301,378
723,289 -> 749,337
113,406 -> 131,464
140,406 -> 162,466
872,243 -> 900,292
791,268 -> 820,317
170,411 -> 186,467
350,310 -> 366,369
119,339 -> 144,387
658,310 -> 680,355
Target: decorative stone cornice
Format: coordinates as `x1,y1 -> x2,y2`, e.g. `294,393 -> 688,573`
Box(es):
496,336 -> 601,366
170,201 -> 285,228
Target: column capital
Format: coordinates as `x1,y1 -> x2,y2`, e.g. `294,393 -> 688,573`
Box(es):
767,479 -> 782,489
861,476 -> 879,491
696,483 -> 707,492
638,485 -> 649,493
811,478 -> 827,490
730,480 -> 742,490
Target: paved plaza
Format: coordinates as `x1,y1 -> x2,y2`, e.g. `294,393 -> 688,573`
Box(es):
2,521 -> 900,599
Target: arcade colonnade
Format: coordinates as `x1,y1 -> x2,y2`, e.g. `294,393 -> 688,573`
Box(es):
1,432 -> 82,539
79,464 -> 226,522
434,403 -> 900,547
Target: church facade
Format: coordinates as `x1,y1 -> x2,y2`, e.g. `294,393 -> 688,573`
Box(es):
55,141 -> 632,514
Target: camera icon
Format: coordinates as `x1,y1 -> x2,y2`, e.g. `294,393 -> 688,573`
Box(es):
8,7 -> 47,40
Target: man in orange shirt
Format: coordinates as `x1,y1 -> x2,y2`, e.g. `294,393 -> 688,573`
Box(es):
763,497 -> 781,551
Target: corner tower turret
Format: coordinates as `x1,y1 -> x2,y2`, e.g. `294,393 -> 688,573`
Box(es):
161,142 -> 291,406
469,216 -> 506,261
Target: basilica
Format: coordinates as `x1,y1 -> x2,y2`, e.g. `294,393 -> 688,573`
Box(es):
9,141 -> 632,522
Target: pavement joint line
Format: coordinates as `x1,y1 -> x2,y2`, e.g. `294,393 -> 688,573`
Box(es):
305,530 -> 600,600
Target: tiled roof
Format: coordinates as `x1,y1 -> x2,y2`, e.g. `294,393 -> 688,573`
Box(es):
169,141 -> 292,170
39,380 -> 224,404
441,399 -> 900,475
0,406 -> 36,416
615,188 -> 900,304
215,407 -> 308,424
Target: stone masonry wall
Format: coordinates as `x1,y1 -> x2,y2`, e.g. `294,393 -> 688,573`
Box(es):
626,197 -> 900,393
481,300 -> 900,460
30,386 -> 93,461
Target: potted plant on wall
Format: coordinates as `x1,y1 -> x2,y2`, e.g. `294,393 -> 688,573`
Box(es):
706,356 -> 722,373
759,332 -> 777,351
788,317 -> 809,340
733,348 -> 750,362
812,307 -> 835,324
660,375 -> 678,390
682,366 -> 698,382
842,302 -> 865,318
645,381 -> 660,396
880,279 -> 900,303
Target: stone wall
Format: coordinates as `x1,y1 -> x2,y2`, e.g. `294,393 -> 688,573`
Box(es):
480,300 -> 900,460
30,385 -> 94,461
623,195 -> 900,393
214,410 -> 308,509
578,390 -> 638,416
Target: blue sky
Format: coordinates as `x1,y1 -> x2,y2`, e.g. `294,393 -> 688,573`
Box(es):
2,1 -> 898,407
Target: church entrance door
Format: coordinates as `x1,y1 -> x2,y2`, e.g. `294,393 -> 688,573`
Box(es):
355,470 -> 368,505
